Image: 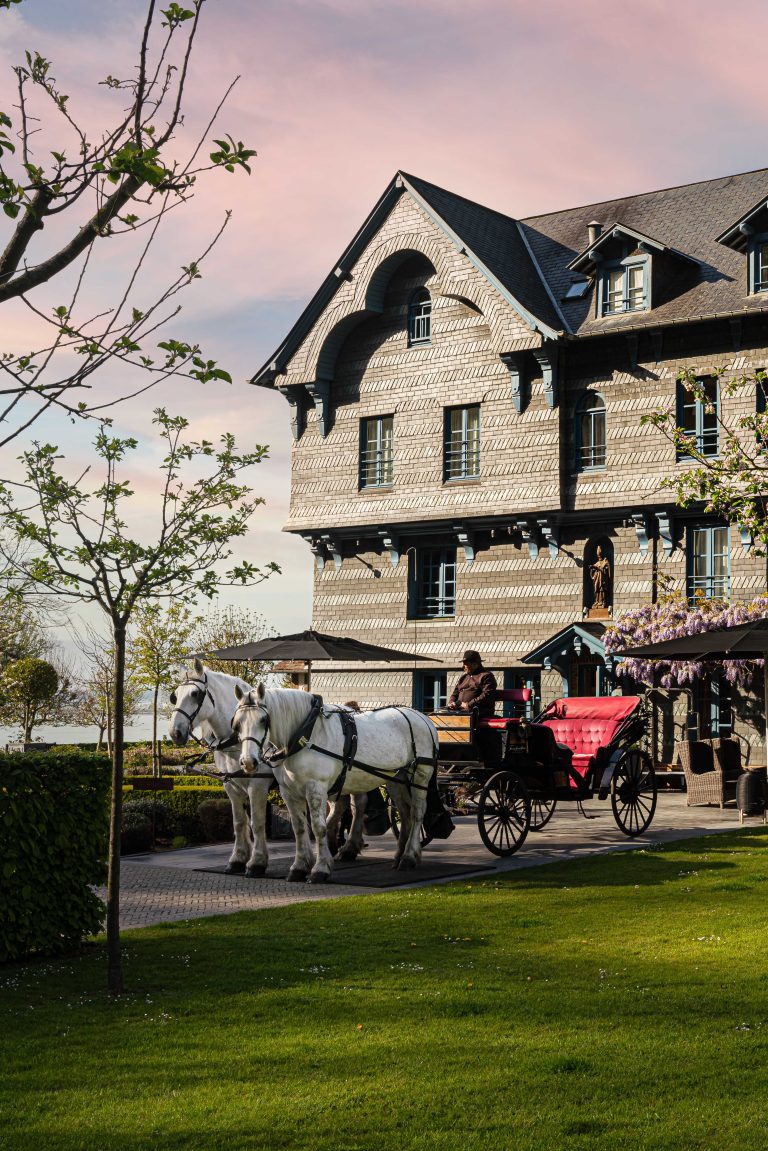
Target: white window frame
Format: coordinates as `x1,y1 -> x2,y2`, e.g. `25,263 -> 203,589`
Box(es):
599,257 -> 649,315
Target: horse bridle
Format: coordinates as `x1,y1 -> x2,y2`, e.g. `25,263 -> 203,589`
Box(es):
171,675 -> 215,731
233,698 -> 271,758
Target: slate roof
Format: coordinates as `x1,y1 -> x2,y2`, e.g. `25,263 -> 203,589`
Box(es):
252,167 -> 768,386
402,173 -> 566,334
518,167 -> 768,337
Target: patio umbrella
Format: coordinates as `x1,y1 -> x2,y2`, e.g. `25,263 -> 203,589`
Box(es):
206,628 -> 437,690
617,617 -> 768,770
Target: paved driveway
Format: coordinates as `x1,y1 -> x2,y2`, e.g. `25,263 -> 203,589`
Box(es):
109,793 -> 749,931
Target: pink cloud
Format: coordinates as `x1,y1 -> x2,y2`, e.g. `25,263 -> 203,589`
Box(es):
3,0 -> 768,638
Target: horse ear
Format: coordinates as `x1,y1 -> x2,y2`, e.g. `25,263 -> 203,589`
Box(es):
257,681 -> 266,701
193,656 -> 204,675
234,684 -> 245,701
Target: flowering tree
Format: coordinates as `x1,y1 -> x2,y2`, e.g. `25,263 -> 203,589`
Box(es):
605,591 -> 768,689
642,367 -> 768,550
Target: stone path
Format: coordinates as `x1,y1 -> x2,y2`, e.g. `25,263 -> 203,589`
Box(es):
104,793 -> 753,932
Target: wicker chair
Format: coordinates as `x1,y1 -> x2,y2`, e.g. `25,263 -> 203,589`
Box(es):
675,737 -> 741,808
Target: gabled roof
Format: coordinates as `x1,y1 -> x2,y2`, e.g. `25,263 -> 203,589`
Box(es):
567,221 -> 699,275
716,194 -> 768,251
251,170 -> 564,387
401,173 -> 567,335
522,622 -> 607,666
253,166 -> 768,388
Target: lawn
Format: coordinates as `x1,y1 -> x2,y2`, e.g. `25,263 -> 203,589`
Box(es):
3,830 -> 768,1151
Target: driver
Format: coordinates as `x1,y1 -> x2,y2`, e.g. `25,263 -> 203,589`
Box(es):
446,650 -> 497,719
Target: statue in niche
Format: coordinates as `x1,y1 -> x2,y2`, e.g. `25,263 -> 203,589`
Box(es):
588,545 -> 612,611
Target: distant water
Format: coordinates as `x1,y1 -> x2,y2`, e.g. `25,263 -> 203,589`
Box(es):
0,714 -> 157,748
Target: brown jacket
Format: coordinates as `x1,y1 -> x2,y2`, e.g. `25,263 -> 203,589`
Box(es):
449,668 -> 497,718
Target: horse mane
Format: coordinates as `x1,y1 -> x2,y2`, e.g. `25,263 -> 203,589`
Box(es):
262,686 -> 315,731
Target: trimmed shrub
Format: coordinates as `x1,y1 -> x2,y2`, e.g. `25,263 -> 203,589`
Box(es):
122,797 -> 174,839
162,786 -> 224,842
198,798 -> 235,842
120,808 -> 153,855
0,751 -> 110,962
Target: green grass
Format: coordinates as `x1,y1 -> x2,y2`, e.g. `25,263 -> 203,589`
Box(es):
4,830 -> 768,1150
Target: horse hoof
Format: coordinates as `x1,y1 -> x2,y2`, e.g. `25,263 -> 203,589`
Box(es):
224,861 -> 246,875
397,857 -> 418,872
245,865 -> 267,879
287,869 -> 307,883
309,872 -> 331,884
335,848 -> 359,862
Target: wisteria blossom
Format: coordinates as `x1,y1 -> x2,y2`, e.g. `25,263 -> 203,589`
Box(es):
605,594 -> 768,689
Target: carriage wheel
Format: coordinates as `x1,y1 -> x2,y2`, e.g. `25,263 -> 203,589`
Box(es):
387,799 -> 433,847
477,771 -> 531,856
529,795 -> 557,832
611,749 -> 657,837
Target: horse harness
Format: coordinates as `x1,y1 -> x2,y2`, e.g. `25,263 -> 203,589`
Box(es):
172,674 -> 273,781
235,695 -> 437,798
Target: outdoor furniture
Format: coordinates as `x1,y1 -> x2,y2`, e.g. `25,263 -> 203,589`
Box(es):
675,737 -> 741,808
736,769 -> 768,825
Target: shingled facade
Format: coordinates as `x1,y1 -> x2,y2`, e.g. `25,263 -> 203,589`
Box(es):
253,169 -> 768,750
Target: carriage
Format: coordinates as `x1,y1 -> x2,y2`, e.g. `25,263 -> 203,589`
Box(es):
426,689 -> 657,856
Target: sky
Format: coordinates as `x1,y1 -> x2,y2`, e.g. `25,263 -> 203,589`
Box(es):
1,0 -> 767,649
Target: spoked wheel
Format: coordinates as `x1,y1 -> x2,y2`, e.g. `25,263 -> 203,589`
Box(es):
388,799 -> 433,847
529,795 -> 557,832
477,771 -> 531,856
611,749 -> 657,837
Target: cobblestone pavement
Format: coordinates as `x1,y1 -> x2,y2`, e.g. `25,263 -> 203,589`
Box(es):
107,793 -> 749,931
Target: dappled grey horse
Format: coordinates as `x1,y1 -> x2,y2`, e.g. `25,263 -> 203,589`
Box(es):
168,659 -> 368,875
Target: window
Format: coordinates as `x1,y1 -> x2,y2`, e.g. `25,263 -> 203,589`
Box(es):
676,377 -> 719,458
410,547 -> 456,619
689,674 -> 732,739
600,259 -> 647,315
408,288 -> 431,345
359,415 -> 394,488
414,671 -> 447,712
749,238 -> 768,294
687,524 -> 730,602
444,405 -> 480,481
575,392 -> 606,470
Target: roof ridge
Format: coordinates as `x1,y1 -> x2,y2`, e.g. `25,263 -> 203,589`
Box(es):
520,165 -> 768,224
399,170 -> 521,228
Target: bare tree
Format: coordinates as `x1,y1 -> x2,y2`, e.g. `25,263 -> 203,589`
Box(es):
75,624 -> 143,752
193,604 -> 274,683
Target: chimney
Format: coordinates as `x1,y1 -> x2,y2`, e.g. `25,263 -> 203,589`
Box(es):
587,220 -> 603,246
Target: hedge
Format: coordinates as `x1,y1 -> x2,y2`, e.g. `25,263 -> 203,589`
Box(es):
0,751 -> 110,963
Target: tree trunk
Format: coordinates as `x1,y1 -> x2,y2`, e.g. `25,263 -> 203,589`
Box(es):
23,702 -> 32,743
106,623 -> 126,996
152,683 -> 160,778
106,692 -> 113,758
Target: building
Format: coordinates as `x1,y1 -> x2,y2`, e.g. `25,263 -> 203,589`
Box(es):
253,168 -> 768,754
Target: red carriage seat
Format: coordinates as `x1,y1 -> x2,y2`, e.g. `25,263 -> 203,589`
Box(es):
478,687 -> 532,731
539,696 -> 640,782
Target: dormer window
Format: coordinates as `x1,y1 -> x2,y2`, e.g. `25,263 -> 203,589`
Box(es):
601,259 -> 648,315
408,288 -> 431,345
568,221 -> 697,320
716,198 -> 768,294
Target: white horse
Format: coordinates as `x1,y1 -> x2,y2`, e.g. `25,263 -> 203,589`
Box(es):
168,659 -> 369,876
233,684 -> 437,882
